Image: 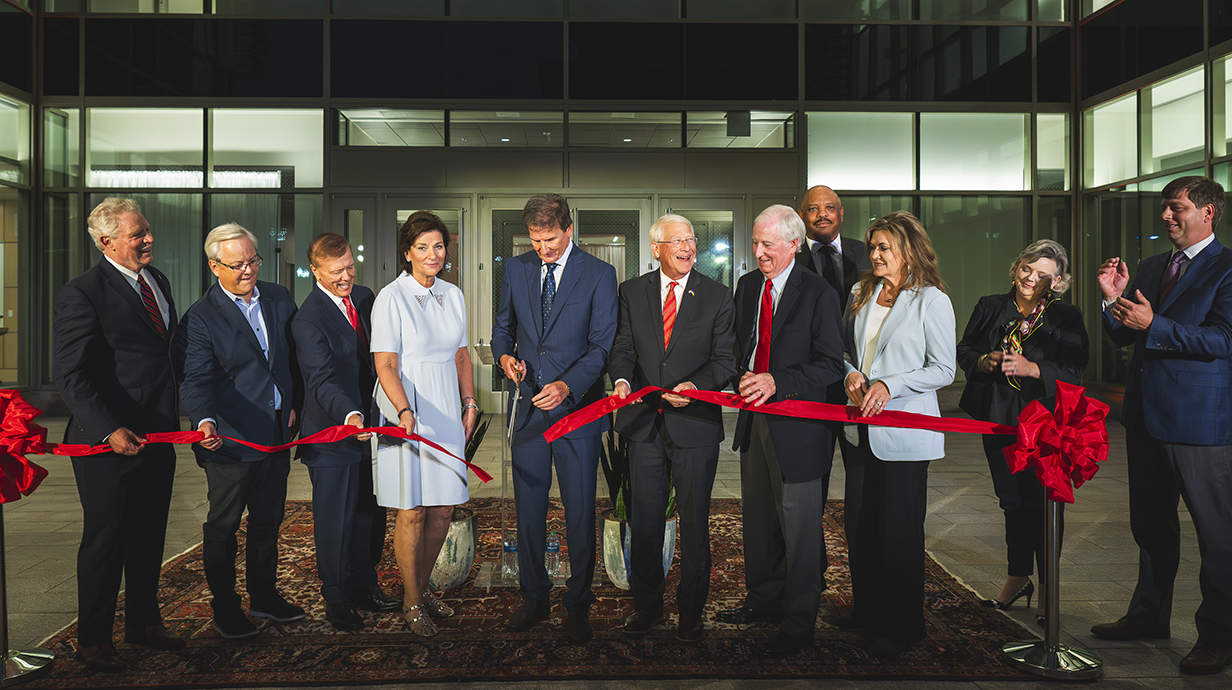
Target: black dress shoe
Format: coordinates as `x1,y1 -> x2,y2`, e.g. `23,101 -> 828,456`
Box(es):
822,614 -> 859,629
1179,641 -> 1232,675
676,615 -> 705,643
76,641 -> 127,672
622,609 -> 663,637
717,605 -> 783,625
212,606 -> 259,639
125,623 -> 187,650
507,597 -> 550,632
565,607 -> 593,646
325,601 -> 365,631
1090,617 -> 1170,640
868,637 -> 911,658
351,584 -> 402,612
756,632 -> 812,656
249,595 -> 307,622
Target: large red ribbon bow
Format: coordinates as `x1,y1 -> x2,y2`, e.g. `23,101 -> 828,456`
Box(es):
1002,380 -> 1109,503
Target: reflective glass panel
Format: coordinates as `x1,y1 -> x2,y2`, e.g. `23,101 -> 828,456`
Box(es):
331,0 -> 443,14
43,192 -> 81,384
1081,0 -> 1118,17
686,0 -> 794,19
449,111 -> 563,147
86,0 -> 202,11
43,17 -> 79,97
1141,67 -> 1204,176
840,196 -> 918,242
920,113 -> 1028,191
338,109 -> 445,147
801,0 -> 908,19
0,187 -> 26,385
569,112 -> 681,148
807,112 -> 914,190
1038,0 -> 1067,21
450,0 -> 561,16
88,108 -> 204,187
1083,93 -> 1137,188
211,109 -> 323,188
211,194 -> 322,300
213,0 -> 323,14
1037,113 -> 1069,191
569,0 -> 677,18
919,0 -> 1028,20
0,95 -> 30,186
685,111 -> 794,149
43,107 -> 80,188
0,10 -> 32,93
672,210 -> 734,288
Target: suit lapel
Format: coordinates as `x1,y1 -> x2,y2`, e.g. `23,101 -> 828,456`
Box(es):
210,284 -> 267,362
770,263 -> 803,347
739,274 -> 761,363
523,253 -> 544,339
147,266 -> 178,331
644,272 -> 666,357
314,287 -> 357,342
665,273 -> 700,358
99,259 -> 165,339
1160,240 -> 1222,313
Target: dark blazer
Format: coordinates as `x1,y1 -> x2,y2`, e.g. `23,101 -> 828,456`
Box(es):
958,290 -> 1089,426
731,260 -> 845,482
798,235 -> 872,304
53,258 -> 180,443
1103,237 -> 1232,445
491,245 -> 619,444
609,270 -> 738,447
292,284 -> 376,468
177,280 -> 300,462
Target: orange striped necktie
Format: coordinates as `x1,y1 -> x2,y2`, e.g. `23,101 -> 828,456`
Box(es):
663,281 -> 679,348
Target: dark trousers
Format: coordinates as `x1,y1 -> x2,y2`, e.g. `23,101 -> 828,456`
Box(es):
983,434 -> 1064,579
200,451 -> 290,613
847,428 -> 929,644
740,414 -> 827,640
1125,424 -> 1232,646
821,431 -> 863,579
71,444 -> 175,647
512,433 -> 600,611
307,458 -> 387,604
628,423 -> 719,617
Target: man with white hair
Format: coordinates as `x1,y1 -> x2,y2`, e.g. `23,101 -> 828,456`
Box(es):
177,223 -> 303,640
718,205 -> 844,656
54,198 -> 184,672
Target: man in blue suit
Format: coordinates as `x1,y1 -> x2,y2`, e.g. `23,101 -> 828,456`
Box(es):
178,223 -> 304,640
1094,175 -> 1232,675
292,233 -> 400,630
491,193 -> 618,645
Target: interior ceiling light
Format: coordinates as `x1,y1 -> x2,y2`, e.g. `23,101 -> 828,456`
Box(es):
501,138 -> 510,142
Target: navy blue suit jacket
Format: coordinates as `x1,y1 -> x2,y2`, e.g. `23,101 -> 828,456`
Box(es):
177,281 -> 300,462
292,284 -> 376,468
491,245 -> 618,444
1103,236 -> 1232,445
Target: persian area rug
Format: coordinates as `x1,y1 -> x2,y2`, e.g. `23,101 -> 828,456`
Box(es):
32,498 -> 1035,687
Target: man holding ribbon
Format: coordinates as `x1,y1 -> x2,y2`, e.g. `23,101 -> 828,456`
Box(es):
292,233 -> 400,630
610,214 -> 737,643
491,193 -> 618,645
1094,175 -> 1232,675
53,198 -> 185,672
718,204 -> 844,656
178,223 -> 304,640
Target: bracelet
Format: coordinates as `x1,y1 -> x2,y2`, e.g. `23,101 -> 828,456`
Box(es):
397,407 -> 412,419
463,403 -> 479,411
462,396 -> 476,403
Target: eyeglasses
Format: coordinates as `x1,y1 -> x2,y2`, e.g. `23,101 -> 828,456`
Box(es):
215,255 -> 263,272
653,237 -> 698,247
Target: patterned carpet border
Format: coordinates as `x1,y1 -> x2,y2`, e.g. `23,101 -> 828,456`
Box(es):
31,498 -> 1037,687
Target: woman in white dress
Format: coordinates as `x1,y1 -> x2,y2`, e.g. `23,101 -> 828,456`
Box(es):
371,211 -> 480,636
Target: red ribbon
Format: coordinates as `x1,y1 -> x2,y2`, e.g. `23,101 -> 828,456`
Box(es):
0,389 -> 490,504
544,382 -> 1108,504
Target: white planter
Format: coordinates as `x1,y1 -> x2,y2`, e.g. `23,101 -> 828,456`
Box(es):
429,507 -> 477,590
600,509 -> 677,590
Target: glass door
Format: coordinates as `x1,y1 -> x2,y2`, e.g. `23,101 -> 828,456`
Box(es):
659,197 -> 748,288
328,195 -> 375,297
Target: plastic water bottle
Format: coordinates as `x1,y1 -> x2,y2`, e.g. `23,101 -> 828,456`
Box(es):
502,538 -> 518,581
545,531 -> 561,581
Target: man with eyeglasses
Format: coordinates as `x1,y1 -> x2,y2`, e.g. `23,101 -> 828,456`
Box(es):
609,214 -> 737,642
177,223 -> 304,640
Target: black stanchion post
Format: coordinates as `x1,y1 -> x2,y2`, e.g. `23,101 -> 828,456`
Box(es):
0,505 -> 55,685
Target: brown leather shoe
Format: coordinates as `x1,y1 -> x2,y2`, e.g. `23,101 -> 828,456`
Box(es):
75,641 -> 126,673
506,597 -> 550,632
1179,641 -> 1232,675
125,623 -> 187,650
676,614 -> 704,643
565,607 -> 593,646
1090,617 -> 1170,641
622,609 -> 663,637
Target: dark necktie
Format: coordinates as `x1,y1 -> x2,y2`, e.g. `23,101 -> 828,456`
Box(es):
663,281 -> 679,348
136,273 -> 167,340
1158,251 -> 1190,304
752,279 -> 773,374
343,295 -> 367,350
542,263 -> 558,329
819,244 -> 842,294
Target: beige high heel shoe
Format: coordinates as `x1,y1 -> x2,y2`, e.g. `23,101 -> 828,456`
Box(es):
421,589 -> 454,618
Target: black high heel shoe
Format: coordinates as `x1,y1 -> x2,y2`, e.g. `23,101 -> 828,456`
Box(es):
982,580 -> 1034,611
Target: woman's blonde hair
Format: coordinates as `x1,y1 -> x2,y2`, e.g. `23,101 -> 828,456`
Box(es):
1009,239 -> 1071,294
848,211 -> 946,314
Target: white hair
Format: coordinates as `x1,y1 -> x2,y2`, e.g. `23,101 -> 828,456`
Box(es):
204,223 -> 258,261
648,213 -> 694,243
754,204 -> 806,245
87,197 -> 142,251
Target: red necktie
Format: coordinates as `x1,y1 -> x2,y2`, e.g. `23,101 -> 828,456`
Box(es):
136,274 -> 167,340
752,279 -> 773,374
343,295 -> 367,349
663,281 -> 679,348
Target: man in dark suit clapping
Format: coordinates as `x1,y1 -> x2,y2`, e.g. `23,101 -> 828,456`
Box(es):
609,214 -> 738,643
292,233 -> 400,631
53,198 -> 185,672
177,223 -> 304,640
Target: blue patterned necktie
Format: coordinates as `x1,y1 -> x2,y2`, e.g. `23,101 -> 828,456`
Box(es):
542,263 -> 558,328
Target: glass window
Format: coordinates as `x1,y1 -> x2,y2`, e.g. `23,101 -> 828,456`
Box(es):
337,109 -> 445,147
920,113 -> 1028,191
1038,0 -> 1068,21
840,196 -> 918,241
449,111 -> 563,147
43,17 -> 79,97
807,112 -> 914,190
1036,26 -> 1070,103
914,25 -> 1031,102
919,0 -> 1028,21
1037,113 -> 1069,191
1141,67 -> 1204,176
1081,185 -> 1150,385
805,24 -> 911,101
685,24 -> 796,101
687,0 -> 794,19
0,187 -> 27,386
89,193 -> 203,309
568,0 -> 677,19
0,95 -> 30,186
671,210 -> 733,288
801,0 -> 908,20
569,112 -> 681,148
1081,1 -> 1202,101
331,0 -> 443,14
212,0 -> 323,14
1035,196 -> 1072,259
210,194 -> 322,302
85,0 -> 202,12
1083,93 -> 1137,188
211,109 -> 323,188
88,108 -> 204,188
43,192 -> 81,385
1081,0 -> 1119,17
450,0 -> 561,17
44,107 -> 80,188
686,111 -> 794,149
569,23 -> 684,100
0,8 -> 33,94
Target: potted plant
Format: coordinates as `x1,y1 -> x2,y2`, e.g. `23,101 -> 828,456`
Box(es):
429,415 -> 490,590
598,423 -> 677,590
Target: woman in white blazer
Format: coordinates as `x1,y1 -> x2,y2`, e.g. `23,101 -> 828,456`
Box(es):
830,211 -> 955,657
